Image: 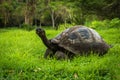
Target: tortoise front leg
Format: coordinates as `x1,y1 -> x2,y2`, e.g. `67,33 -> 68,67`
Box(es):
44,48 -> 54,58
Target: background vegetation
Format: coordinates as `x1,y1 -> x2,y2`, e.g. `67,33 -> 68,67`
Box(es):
0,0 -> 120,80
0,0 -> 120,29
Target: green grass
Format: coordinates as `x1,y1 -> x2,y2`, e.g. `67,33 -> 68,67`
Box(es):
0,27 -> 120,80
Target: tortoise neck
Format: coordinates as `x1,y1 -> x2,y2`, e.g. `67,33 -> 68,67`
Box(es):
40,33 -> 55,51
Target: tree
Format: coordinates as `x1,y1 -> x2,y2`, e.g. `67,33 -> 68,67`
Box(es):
102,0 -> 120,19
48,1 -> 71,29
75,0 -> 120,20
24,0 -> 36,26
0,0 -> 13,27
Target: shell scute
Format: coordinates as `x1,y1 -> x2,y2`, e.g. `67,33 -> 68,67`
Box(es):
78,28 -> 90,39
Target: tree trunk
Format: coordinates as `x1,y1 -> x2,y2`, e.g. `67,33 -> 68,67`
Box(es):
4,12 -> 9,27
64,19 -> 67,28
24,0 -> 36,26
80,11 -> 85,25
25,7 -> 30,25
51,10 -> 55,28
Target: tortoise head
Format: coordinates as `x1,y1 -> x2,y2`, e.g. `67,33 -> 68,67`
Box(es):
36,28 -> 45,37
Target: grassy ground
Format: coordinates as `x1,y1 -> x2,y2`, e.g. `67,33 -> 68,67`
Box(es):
0,27 -> 120,80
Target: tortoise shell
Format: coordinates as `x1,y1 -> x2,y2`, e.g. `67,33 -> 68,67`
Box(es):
51,25 -> 109,54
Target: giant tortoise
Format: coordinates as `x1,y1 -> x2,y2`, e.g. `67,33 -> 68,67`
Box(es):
36,25 -> 110,59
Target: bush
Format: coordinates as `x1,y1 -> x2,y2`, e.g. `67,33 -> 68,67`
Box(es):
109,18 -> 120,28
86,18 -> 120,29
58,23 -> 75,30
21,23 -> 36,31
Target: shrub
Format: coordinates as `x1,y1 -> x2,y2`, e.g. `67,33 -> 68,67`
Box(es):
109,18 -> 120,28
58,23 -> 75,30
86,18 -> 120,29
21,23 -> 36,31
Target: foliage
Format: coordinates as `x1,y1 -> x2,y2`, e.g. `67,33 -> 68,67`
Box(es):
110,18 -> 120,28
74,0 -> 120,19
21,23 -> 37,31
58,23 -> 75,30
0,0 -> 119,28
86,18 -> 120,29
0,1 -> 14,27
0,25 -> 120,79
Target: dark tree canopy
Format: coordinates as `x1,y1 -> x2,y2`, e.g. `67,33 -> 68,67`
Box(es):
0,0 -> 119,27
